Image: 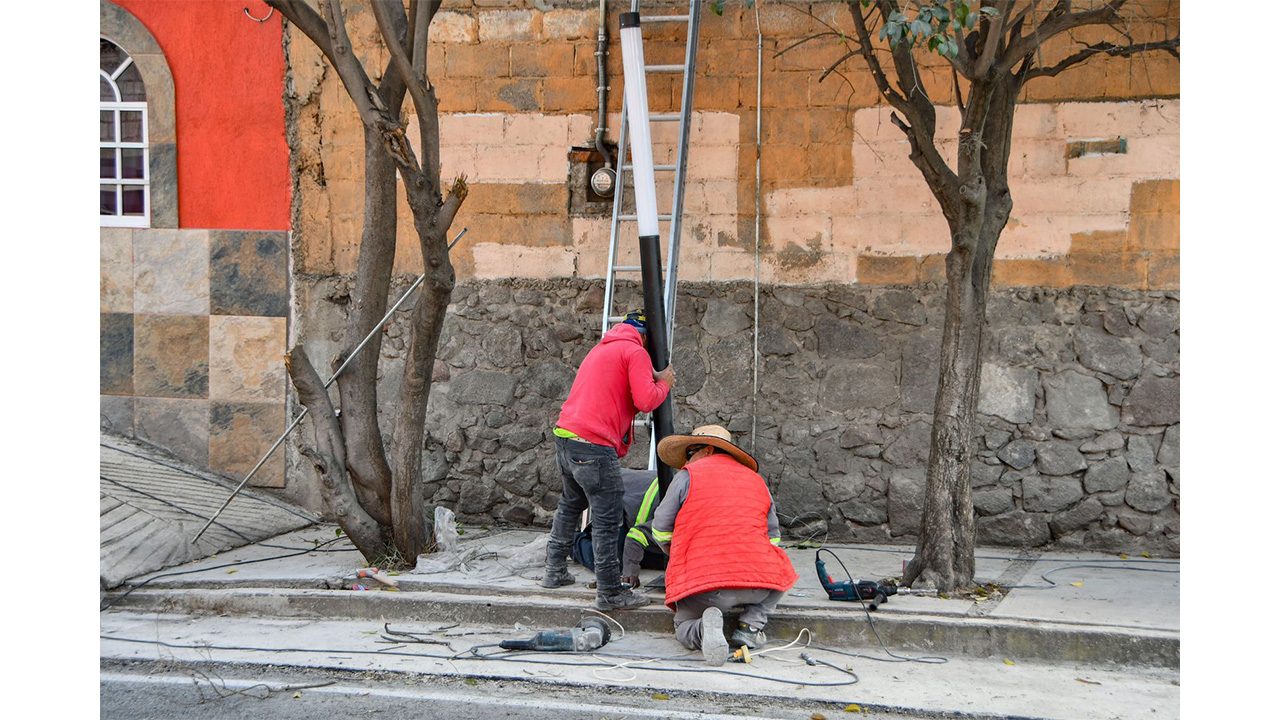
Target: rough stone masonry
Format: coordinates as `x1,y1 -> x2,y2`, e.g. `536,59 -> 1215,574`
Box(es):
295,276 -> 1179,557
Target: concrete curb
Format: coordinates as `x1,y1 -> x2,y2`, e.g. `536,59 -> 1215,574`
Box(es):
103,585 -> 1178,669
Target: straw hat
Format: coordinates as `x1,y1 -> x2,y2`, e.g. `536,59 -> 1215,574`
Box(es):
657,424 -> 758,473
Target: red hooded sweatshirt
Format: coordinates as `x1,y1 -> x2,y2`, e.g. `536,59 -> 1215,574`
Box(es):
556,324 -> 670,458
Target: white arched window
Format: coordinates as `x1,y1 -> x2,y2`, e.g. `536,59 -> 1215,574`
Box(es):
101,38 -> 149,227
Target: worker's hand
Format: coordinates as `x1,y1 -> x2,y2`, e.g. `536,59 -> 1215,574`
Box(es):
654,364 -> 675,387
621,575 -> 641,589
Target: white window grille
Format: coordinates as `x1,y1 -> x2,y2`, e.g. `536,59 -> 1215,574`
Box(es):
101,38 -> 149,228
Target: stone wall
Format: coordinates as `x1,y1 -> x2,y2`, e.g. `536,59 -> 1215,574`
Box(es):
290,276 -> 1179,555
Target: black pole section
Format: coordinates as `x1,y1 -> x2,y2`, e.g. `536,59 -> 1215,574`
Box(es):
638,233 -> 676,495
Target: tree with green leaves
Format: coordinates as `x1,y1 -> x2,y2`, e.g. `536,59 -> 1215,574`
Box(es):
266,0 -> 467,568
792,0 -> 1177,591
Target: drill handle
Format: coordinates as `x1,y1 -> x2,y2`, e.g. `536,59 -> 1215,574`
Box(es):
815,557 -> 835,590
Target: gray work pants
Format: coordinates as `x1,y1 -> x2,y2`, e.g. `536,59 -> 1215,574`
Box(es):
544,436 -> 625,594
672,588 -> 785,650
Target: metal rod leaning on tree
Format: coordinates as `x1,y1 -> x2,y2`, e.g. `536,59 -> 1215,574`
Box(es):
190,228 -> 469,544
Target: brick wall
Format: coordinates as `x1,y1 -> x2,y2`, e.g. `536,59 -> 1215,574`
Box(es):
287,0 -> 1179,289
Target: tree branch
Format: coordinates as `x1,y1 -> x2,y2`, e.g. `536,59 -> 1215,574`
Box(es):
820,47 -> 862,84
265,0 -> 335,62
1023,37 -> 1179,80
370,0 -> 432,185
1005,0 -> 1041,43
773,31 -> 845,60
431,175 -> 470,238
848,1 -> 958,200
270,0 -> 418,176
996,0 -> 1129,74
414,1 -> 443,196
972,0 -> 1013,77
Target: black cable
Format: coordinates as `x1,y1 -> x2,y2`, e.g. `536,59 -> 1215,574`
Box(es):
800,651 -> 860,683
100,536 -> 352,612
100,635 -> 859,687
815,548 -> 948,665
1003,563 -> 1180,590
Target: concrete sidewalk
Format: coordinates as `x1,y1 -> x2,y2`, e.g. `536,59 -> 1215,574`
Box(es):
100,524 -> 1180,719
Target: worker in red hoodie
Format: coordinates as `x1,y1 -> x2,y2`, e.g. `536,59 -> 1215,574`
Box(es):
542,311 -> 674,611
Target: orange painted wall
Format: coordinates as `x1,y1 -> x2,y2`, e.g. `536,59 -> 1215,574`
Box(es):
112,0 -> 289,231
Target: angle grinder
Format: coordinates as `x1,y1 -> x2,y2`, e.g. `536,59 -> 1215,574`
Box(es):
498,617 -> 612,652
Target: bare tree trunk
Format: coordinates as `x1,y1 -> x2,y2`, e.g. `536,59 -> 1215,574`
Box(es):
905,74 -> 1017,591
388,173 -> 466,560
333,126 -> 400,528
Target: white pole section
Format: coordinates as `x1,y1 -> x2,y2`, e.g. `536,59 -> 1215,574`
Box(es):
618,12 -> 660,238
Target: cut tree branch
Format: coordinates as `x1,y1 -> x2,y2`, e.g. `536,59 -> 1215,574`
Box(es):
972,0 -> 1013,77
370,0 -> 432,188
286,345 -> 385,556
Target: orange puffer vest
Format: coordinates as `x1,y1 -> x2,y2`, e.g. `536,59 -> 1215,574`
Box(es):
663,454 -> 799,610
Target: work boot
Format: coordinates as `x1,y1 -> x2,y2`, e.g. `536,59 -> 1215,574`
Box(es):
594,587 -> 651,611
540,567 -> 575,588
730,621 -> 766,649
700,607 -> 729,666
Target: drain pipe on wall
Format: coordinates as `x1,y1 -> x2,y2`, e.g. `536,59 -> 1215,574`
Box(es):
590,0 -> 615,196
750,2 -> 763,455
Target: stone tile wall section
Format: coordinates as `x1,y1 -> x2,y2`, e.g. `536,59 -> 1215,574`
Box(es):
286,1 -> 1179,289
100,227 -> 289,487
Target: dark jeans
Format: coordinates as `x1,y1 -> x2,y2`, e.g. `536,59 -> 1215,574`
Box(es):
545,436 -> 625,594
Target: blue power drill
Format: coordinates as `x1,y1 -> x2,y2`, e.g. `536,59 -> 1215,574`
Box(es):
815,549 -> 900,610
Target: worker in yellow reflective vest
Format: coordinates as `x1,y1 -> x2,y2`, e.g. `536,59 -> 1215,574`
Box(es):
571,468 -> 669,585
619,470 -> 669,589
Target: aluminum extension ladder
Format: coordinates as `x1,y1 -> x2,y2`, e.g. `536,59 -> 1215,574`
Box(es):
601,0 -> 702,474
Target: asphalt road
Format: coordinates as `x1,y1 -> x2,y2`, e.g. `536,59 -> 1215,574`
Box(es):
101,662 -> 920,720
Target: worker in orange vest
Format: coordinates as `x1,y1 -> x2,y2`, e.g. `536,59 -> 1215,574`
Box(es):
650,425 -> 799,665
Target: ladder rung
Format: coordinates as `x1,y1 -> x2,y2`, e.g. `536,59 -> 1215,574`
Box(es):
622,164 -> 676,171
642,14 -> 690,23
645,64 -> 685,73
619,214 -> 673,221
649,113 -> 682,122
612,266 -> 642,273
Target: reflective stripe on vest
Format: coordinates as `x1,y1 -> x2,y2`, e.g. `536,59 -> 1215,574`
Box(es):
627,527 -> 649,547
